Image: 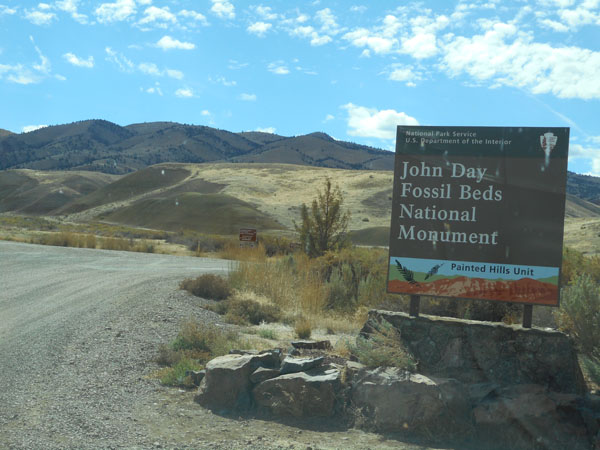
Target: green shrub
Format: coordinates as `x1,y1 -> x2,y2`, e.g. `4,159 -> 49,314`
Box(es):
555,273 -> 600,357
180,274 -> 231,300
159,357 -> 203,387
258,328 -> 278,340
350,319 -> 417,369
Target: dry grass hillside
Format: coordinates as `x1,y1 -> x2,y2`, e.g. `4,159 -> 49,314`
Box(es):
2,162 -> 600,249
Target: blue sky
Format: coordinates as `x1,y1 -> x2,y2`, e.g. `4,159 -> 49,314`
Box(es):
0,0 -> 599,174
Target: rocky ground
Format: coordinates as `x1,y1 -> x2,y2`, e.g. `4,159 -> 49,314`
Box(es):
0,242 -> 439,449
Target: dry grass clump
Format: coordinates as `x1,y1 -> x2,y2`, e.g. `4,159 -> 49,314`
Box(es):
180,274 -> 231,300
294,317 -> 312,339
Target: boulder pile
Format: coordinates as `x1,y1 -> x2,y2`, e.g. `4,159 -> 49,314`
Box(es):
193,312 -> 600,449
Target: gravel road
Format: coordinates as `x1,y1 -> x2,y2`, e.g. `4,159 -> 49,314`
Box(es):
0,241 -> 437,450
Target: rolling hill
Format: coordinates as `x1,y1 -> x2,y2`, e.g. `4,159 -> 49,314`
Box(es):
0,120 -> 393,174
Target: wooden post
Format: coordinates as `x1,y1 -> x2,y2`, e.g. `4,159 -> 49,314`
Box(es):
522,304 -> 533,328
409,295 -> 421,317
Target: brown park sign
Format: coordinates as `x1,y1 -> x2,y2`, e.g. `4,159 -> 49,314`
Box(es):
387,126 -> 569,306
239,228 -> 257,242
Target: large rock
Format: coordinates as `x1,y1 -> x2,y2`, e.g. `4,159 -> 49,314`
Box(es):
253,365 -> 341,418
195,351 -> 280,412
472,384 -> 593,450
279,356 -> 324,375
350,367 -> 474,440
362,310 -> 586,394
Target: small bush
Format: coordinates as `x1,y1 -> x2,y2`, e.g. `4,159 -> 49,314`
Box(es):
155,320 -> 248,387
223,298 -> 282,325
350,319 -> 417,369
295,318 -> 312,339
180,274 -> 231,300
158,357 -> 203,387
258,328 -> 278,340
555,273 -> 600,357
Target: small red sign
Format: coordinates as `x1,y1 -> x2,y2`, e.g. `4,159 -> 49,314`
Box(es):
239,228 -> 257,242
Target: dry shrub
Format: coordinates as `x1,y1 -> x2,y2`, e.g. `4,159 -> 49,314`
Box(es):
555,273 -> 600,357
294,317 -> 312,339
349,319 -> 416,369
180,274 -> 231,300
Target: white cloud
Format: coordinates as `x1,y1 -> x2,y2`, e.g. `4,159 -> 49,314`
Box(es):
440,21 -> 600,100
239,93 -> 257,101
538,18 -> 570,32
247,21 -> 272,37
350,5 -> 367,13
0,5 -> 16,15
254,5 -> 277,20
228,60 -> 249,70
24,9 -> 56,25
0,63 -> 39,84
201,110 -> 211,116
175,87 -> 194,98
165,69 -> 183,79
63,52 -> 94,68
342,103 -> 419,139
178,9 -> 208,26
105,47 -> 134,72
55,0 -> 87,24
95,0 -> 136,23
315,8 -> 341,35
138,62 -> 183,79
291,25 -> 332,46
211,0 -> 235,20
31,37 -> 50,74
268,61 -> 289,75
211,75 -> 236,86
256,127 -> 276,133
557,2 -> 600,29
569,141 -> 600,176
386,64 -> 422,86
22,124 -> 48,133
323,114 -> 335,122
343,28 -> 396,55
156,35 -> 195,50
144,84 -> 163,96
138,6 -> 177,28
138,62 -> 161,76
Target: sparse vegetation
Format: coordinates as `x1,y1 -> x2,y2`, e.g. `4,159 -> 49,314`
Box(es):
180,274 -> 232,300
349,319 -> 417,370
155,320 -> 247,387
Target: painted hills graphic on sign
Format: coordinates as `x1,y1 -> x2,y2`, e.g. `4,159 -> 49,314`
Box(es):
388,276 -> 558,305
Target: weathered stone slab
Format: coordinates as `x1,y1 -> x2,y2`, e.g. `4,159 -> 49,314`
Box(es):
362,310 -> 586,394
279,356 -> 324,375
351,367 -> 474,439
253,366 -> 341,417
250,367 -> 280,384
195,354 -> 265,412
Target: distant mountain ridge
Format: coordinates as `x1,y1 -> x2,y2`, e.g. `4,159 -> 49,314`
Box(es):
1,119 -> 599,207
0,119 -> 393,174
